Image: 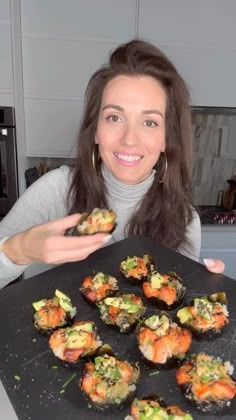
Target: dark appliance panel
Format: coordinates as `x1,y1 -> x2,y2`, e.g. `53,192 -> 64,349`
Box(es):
0,106 -> 18,218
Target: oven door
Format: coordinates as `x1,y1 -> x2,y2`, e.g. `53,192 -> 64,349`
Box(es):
0,127 -> 18,217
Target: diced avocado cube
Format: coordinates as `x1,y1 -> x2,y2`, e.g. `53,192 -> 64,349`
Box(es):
105,297 -> 120,307
144,406 -> 154,417
55,289 -> 70,301
74,322 -> 93,333
150,272 -> 164,289
32,299 -> 47,311
177,308 -> 193,324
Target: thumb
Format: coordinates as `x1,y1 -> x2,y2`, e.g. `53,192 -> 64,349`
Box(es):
50,213 -> 81,232
203,258 -> 225,274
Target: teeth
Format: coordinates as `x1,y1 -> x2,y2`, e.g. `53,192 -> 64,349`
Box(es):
115,153 -> 142,161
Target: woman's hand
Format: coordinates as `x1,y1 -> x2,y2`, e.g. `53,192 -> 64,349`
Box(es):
203,258 -> 225,274
2,214 -> 111,266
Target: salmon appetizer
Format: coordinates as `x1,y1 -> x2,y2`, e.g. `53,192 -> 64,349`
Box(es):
80,272 -> 119,303
32,289 -> 77,334
177,292 -> 229,338
125,396 -> 193,420
80,353 -> 140,409
176,353 -> 236,412
48,320 -> 102,364
97,293 -> 146,333
142,271 -> 186,310
136,313 -> 192,367
120,255 -> 155,283
65,208 -> 116,236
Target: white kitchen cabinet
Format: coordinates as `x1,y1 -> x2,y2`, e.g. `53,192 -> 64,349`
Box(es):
20,0 -> 138,157
0,0 -> 14,106
200,226 -> 236,280
138,0 -> 236,107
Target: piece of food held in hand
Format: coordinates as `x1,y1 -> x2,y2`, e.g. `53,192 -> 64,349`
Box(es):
80,272 -> 119,304
176,353 -> 236,413
97,293 -> 146,333
142,271 -> 186,310
125,395 -> 193,420
65,208 -> 117,236
120,255 -> 156,284
177,292 -> 229,338
80,351 -> 140,410
48,320 -> 102,365
136,313 -> 192,368
32,289 -> 77,334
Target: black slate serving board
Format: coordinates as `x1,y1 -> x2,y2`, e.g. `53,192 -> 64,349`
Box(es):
0,236 -> 236,420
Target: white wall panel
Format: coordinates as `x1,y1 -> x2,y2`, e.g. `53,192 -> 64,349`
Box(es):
22,38 -> 117,98
139,0 -> 236,48
24,98 -> 83,157
21,0 -> 136,42
0,0 -> 10,21
0,24 -> 13,92
158,45 -> 236,107
0,93 -> 14,106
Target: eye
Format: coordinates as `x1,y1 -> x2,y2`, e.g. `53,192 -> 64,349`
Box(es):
143,120 -> 158,128
106,115 -> 122,123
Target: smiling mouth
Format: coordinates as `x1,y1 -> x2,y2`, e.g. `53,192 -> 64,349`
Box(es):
114,153 -> 144,162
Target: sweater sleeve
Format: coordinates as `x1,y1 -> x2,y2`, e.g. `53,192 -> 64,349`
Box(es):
177,210 -> 201,261
0,165 -> 71,288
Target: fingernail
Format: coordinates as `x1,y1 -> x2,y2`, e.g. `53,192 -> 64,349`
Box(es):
203,258 -> 215,268
102,234 -> 112,244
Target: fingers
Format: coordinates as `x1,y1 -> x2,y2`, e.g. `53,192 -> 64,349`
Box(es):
55,233 -> 112,251
49,213 -> 82,232
203,258 -> 225,274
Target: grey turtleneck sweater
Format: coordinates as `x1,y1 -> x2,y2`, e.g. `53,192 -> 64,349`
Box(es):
0,165 -> 201,287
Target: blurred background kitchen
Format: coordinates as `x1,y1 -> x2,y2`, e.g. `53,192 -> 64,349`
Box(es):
0,0 -> 236,278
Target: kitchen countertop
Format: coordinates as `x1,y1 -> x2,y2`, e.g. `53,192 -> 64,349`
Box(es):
0,381 -> 17,420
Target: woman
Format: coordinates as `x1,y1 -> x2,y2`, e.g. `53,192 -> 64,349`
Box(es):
0,39 -> 224,287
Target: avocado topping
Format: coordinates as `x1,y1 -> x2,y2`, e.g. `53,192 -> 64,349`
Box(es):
177,308 -> 193,324
150,272 -> 164,289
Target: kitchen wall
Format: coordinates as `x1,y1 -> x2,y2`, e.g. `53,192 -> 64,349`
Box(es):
192,109 -> 236,205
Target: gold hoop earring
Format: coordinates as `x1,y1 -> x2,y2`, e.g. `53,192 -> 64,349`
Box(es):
158,151 -> 168,183
92,147 -> 96,173
92,145 -> 100,174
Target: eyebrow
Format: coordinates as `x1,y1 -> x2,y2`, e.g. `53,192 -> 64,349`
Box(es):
101,104 -> 164,118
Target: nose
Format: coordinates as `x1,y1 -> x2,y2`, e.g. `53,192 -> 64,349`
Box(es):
120,122 -> 139,147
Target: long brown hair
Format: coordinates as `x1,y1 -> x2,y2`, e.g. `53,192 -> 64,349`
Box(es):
68,39 -> 194,251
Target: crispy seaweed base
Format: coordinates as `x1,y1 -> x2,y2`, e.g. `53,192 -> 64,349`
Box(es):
178,321 -> 229,340
50,346 -> 103,369
120,272 -> 149,285
143,286 -> 186,311
179,382 -> 234,413
140,353 -> 183,370
34,313 -> 75,335
65,222 -> 117,237
80,385 -> 137,412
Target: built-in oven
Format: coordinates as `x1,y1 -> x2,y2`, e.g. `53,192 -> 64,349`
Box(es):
0,106 -> 18,220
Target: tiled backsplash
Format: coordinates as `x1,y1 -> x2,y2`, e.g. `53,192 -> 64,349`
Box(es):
192,108 -> 236,205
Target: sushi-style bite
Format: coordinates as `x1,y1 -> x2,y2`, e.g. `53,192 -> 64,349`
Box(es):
142,271 -> 186,310
177,292 -> 229,338
176,353 -> 236,413
97,293 -> 146,333
48,320 -> 102,364
32,289 -> 77,334
80,272 -> 119,303
125,396 -> 193,420
80,352 -> 140,410
120,255 -> 155,283
65,208 -> 116,236
136,313 -> 192,367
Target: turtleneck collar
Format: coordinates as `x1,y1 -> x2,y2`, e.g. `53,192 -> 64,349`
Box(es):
101,164 -> 156,201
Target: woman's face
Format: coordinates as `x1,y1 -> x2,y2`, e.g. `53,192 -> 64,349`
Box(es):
95,75 -> 166,185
